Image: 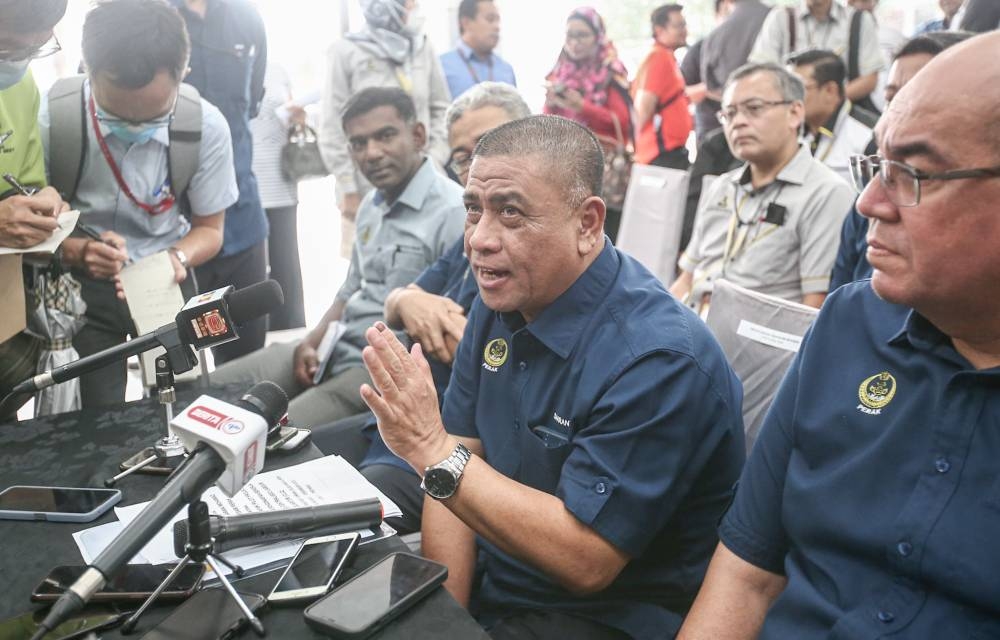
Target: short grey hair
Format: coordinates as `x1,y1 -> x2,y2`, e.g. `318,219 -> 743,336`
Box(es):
724,62 -> 805,102
445,82 -> 532,131
474,115 -> 604,206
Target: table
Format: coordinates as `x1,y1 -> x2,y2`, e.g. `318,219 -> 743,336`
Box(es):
0,386 -> 488,639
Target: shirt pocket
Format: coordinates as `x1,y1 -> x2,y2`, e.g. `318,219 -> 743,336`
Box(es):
205,42 -> 255,116
516,422 -> 572,492
385,244 -> 429,290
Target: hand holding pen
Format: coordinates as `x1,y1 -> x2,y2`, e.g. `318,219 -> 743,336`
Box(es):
0,173 -> 67,249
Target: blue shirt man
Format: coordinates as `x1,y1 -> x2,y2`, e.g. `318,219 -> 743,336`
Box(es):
358,115 -> 744,640
172,0 -> 270,364
439,0 -> 516,98
829,202 -> 871,290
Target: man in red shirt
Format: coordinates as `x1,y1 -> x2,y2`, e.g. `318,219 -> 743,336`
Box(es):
633,4 -> 693,168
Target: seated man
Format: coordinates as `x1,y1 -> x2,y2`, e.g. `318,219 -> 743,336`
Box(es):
40,0 -> 232,408
360,115 -> 746,639
316,82 -> 532,534
679,32 -> 1000,640
829,30 -> 972,291
787,48 -> 877,182
212,87 -> 465,427
670,63 -> 855,310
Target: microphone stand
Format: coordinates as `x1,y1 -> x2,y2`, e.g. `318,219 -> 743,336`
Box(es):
121,499 -> 265,636
105,354 -> 188,486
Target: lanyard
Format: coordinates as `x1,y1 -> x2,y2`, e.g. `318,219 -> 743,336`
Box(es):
722,182 -> 786,264
88,95 -> 176,216
458,49 -> 493,84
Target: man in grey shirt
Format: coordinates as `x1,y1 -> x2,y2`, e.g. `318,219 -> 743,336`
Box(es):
213,87 -> 465,426
670,63 -> 854,311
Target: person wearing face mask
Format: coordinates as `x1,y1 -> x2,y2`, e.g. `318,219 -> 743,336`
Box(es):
320,0 -> 451,254
38,0 -> 235,409
0,0 -> 71,419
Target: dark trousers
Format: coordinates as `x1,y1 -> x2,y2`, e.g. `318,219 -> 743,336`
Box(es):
73,274 -> 197,408
312,412 -> 423,535
265,206 -> 306,331
486,610 -> 631,640
650,146 -> 691,171
195,240 -> 267,366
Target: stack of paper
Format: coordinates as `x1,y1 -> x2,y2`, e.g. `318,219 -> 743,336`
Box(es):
73,455 -> 401,576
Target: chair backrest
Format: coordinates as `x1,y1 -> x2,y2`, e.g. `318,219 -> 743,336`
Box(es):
705,279 -> 818,452
615,164 -> 689,285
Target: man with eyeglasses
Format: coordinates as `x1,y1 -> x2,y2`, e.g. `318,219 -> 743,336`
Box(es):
678,31 -> 1000,640
0,0 -> 70,418
669,62 -> 854,311
38,0 -> 235,408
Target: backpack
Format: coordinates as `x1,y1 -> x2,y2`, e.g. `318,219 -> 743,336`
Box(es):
786,6 -> 880,113
46,76 -> 203,208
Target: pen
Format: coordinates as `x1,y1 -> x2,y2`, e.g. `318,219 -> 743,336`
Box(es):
3,172 -> 38,197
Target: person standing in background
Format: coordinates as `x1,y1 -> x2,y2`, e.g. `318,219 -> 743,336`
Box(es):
320,0 -> 450,256
251,61 -> 308,331
633,4 -> 693,170
916,0 -> 965,33
172,0 -> 270,365
440,0 -> 516,99
680,0 -> 735,142
544,6 -> 631,243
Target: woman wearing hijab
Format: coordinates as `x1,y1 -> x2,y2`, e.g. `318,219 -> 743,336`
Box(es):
544,7 -> 633,242
319,0 -> 451,251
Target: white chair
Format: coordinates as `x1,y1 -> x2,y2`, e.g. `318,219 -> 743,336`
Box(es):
615,164 -> 690,286
704,279 -> 818,452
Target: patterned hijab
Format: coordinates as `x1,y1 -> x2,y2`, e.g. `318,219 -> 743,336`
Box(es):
546,7 -> 628,121
347,0 -> 414,65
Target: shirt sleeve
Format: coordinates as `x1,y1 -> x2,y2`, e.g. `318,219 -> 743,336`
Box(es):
718,328 -> 806,574
21,75 -> 47,189
415,236 -> 465,295
856,10 -> 884,76
556,350 -> 743,557
319,41 -> 358,197
680,40 -> 702,86
748,7 -> 785,65
641,50 -> 682,105
247,3 -> 268,119
335,230 -> 364,304
797,176 -> 855,295
186,101 -> 239,216
678,177 -> 726,272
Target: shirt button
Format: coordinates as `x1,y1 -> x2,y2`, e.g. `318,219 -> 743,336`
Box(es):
877,610 -> 895,624
513,420 -> 520,430
935,457 -> 951,473
595,482 -> 607,495
897,541 -> 913,557
518,361 -> 527,371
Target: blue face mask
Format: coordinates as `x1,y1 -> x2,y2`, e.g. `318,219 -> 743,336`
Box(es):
0,59 -> 30,90
95,103 -> 172,146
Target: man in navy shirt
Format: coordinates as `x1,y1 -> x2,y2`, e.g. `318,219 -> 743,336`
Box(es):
358,115 -> 745,639
680,31 -> 1000,640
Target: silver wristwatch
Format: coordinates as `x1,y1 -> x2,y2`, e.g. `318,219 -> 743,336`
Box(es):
421,443 -> 472,500
169,246 -> 189,269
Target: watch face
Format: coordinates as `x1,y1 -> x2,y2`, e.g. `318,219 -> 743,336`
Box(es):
424,467 -> 457,498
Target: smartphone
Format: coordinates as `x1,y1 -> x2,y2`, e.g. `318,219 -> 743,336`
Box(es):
31,563 -> 205,603
304,552 -> 448,639
0,608 -> 128,640
267,532 -> 360,604
265,425 -> 297,452
0,485 -> 121,522
139,588 -> 266,640
278,427 -> 311,452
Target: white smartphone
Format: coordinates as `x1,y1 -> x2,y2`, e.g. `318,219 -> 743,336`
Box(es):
267,532 -> 360,604
279,428 -> 311,452
0,485 -> 121,523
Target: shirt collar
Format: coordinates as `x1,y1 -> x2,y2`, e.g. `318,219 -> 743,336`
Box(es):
374,156 -> 434,213
456,39 -> 491,63
732,143 -> 813,190
514,239 -> 620,359
887,308 -> 1000,372
799,0 -> 846,23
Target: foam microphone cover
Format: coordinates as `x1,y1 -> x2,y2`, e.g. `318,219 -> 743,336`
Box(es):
235,380 -> 289,429
227,280 -> 284,325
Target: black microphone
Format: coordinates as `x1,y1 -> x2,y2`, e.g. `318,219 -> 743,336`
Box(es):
11,280 -> 283,395
30,382 -> 288,640
172,498 -> 384,557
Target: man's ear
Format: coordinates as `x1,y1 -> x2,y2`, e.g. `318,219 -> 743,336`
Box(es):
578,195 -> 607,255
788,99 -> 806,133
412,121 -> 428,151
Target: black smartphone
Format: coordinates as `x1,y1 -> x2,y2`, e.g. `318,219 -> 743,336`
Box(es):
139,588 -> 266,640
303,552 -> 448,639
0,485 -> 121,522
0,608 -> 128,640
267,532 -> 360,604
31,563 -> 205,603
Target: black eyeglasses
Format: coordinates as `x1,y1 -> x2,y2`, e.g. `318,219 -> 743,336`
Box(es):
716,99 -> 792,125
0,34 -> 61,63
848,154 -> 1000,207
447,149 -> 473,178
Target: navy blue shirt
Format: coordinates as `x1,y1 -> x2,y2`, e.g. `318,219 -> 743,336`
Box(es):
829,203 -> 872,291
442,242 -> 745,638
359,237 -> 478,471
173,0 -> 269,256
720,280 -> 1000,639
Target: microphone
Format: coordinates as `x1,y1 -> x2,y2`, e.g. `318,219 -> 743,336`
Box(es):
11,280 -> 283,395
30,382 -> 288,640
172,498 -> 384,557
